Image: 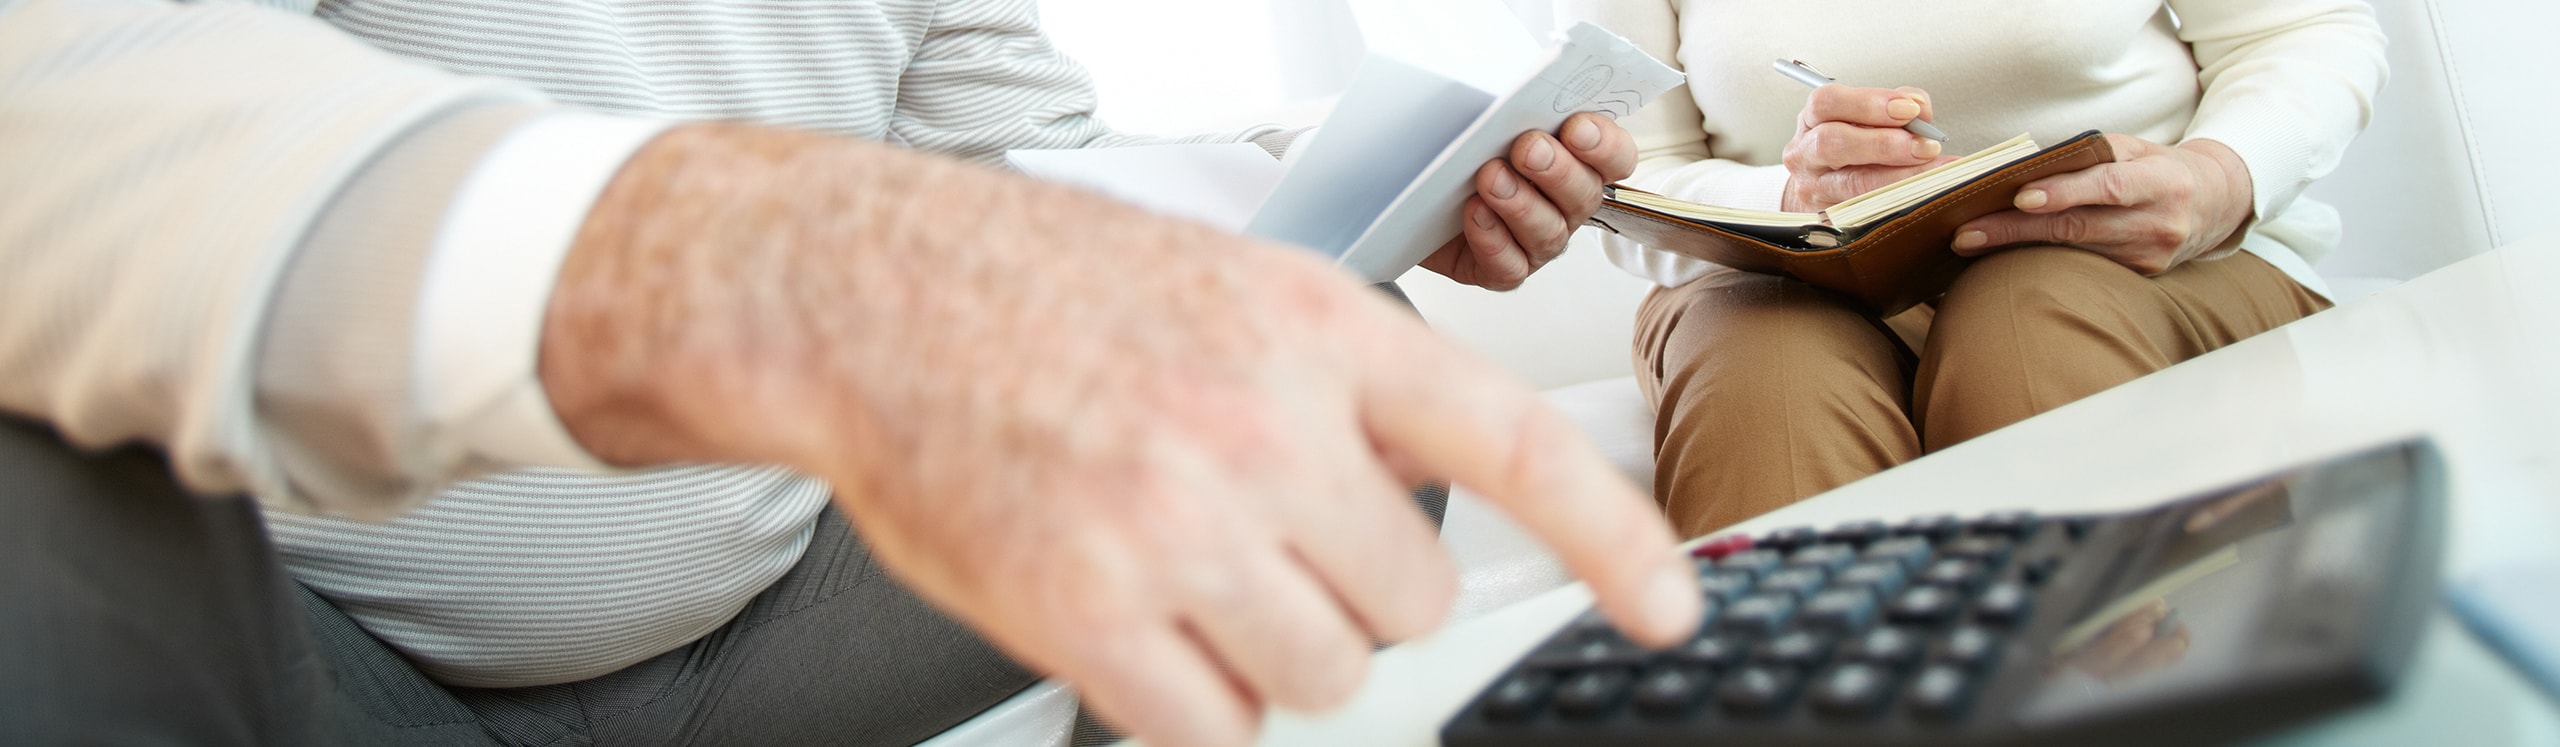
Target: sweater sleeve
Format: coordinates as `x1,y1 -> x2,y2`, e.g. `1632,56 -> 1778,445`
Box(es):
1560,0 -> 1788,288
2171,0 -> 2389,227
0,0 -> 596,515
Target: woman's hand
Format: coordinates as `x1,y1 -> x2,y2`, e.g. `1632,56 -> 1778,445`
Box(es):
1952,135 -> 2255,276
1782,85 -> 1953,213
1422,113 -> 1638,291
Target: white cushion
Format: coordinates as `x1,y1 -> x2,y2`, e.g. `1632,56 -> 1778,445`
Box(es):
912,680 -> 1077,747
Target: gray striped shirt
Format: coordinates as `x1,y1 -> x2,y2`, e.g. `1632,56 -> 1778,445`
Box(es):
3,0 -> 1278,687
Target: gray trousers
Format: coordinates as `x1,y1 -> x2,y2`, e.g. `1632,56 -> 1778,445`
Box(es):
0,415 -> 1033,746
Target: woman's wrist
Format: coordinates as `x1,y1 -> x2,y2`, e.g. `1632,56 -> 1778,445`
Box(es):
2176,138 -> 2257,255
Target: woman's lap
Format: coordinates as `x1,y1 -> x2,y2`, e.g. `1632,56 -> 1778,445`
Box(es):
1635,247 -> 2327,537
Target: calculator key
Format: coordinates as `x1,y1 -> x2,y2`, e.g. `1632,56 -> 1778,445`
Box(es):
1892,514 -> 1965,542
1833,560 -> 1911,597
1715,665 -> 1803,717
1762,526 -> 1822,553
1860,536 -> 1934,570
1691,533 -> 1755,560
1789,542 -> 1860,572
1750,630 -> 1834,668
1552,668 -> 1633,720
1886,585 -> 1962,626
1716,549 -> 1786,579
1800,588 -> 1879,634
1758,567 -> 1829,599
1969,510 -> 2040,538
1973,582 -> 2033,625
1940,535 -> 2014,568
1821,520 -> 1892,548
1631,666 -> 1715,719
1933,626 -> 2002,669
1479,671 -> 1555,722
1719,593 -> 1799,637
1842,626 -> 1925,669
2021,556 -> 2064,585
1563,607 -> 1617,635
1908,664 -> 1975,721
1919,558 -> 1987,591
1810,663 -> 1895,720
1670,635 -> 1745,668
1699,570 -> 1758,603
1526,635 -> 1654,669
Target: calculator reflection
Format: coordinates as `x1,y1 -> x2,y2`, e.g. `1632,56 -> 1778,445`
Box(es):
2024,483 -> 2295,718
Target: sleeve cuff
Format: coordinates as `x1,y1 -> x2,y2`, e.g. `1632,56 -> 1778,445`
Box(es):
2185,106 -> 2318,223
416,112 -> 671,471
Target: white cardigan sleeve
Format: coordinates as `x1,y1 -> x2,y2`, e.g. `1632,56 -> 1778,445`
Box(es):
0,0 -> 587,515
2171,0 -> 2388,233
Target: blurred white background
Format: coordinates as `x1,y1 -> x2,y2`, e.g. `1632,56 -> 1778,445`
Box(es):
1035,0 -> 1556,135
1032,0 -> 1650,390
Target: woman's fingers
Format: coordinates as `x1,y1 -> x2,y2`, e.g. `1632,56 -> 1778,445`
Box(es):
1509,129 -> 1608,223
2013,161 -> 2173,213
1800,84 -> 1935,131
1785,120 -> 1941,173
1558,113 -> 1638,181
1791,157 -> 1955,210
1455,196 -> 1534,290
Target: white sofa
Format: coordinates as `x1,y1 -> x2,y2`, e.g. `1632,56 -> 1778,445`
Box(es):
924,0 -> 2559,743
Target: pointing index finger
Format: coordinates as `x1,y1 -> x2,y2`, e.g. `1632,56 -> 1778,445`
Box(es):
1354,335 -> 1700,648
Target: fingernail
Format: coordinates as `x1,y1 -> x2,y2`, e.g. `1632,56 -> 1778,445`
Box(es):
1489,167 -> 1519,199
1566,118 -> 1602,150
1886,97 -> 1921,121
1471,204 -> 1498,229
2015,189 -> 2048,210
1524,136 -> 1556,172
1639,559 -> 1704,642
1913,139 -> 1942,159
1953,230 -> 1987,251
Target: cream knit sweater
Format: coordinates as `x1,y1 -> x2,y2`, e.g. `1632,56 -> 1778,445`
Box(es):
1563,0 -> 2388,294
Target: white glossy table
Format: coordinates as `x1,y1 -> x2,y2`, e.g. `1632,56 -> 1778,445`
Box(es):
1249,235 -> 2560,746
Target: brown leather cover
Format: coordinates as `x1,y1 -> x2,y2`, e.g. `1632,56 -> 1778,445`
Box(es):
1590,131 -> 2115,316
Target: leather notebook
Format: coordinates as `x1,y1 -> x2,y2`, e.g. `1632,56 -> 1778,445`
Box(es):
1587,130 -> 2115,316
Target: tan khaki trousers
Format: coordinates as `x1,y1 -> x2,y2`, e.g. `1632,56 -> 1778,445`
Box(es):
1632,246 -> 2329,539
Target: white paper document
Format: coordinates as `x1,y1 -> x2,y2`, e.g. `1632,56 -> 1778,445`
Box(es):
1004,143 -> 1284,233
1007,11 -> 1682,284
1250,19 -> 1684,282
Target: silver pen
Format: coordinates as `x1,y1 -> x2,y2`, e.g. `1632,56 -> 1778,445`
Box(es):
1772,58 -> 1948,142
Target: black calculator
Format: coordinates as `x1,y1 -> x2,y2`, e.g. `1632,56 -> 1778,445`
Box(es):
1442,440 -> 2445,747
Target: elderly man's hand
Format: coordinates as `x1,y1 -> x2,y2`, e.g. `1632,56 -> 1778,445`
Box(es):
539,123 -> 1701,747
1419,112 -> 1638,291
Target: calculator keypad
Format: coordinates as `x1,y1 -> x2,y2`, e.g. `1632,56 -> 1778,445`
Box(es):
1467,512 -> 2091,730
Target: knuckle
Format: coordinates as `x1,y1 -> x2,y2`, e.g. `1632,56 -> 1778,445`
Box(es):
2099,170 -> 2138,204
1782,141 -> 1813,172
2054,211 -> 2091,243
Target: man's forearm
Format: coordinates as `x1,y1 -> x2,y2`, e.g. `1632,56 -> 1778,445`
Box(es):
535,122 -> 1700,747
539,122 -> 1270,475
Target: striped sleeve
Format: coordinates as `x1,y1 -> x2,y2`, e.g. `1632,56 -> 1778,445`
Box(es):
891,0 -> 1283,163
0,0 -> 544,510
